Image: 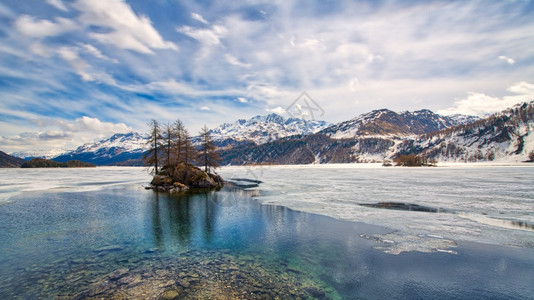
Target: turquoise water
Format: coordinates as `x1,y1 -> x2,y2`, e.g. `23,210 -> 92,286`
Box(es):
1,181 -> 533,299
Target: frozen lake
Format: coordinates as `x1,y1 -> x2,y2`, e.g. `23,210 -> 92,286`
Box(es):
0,165 -> 533,298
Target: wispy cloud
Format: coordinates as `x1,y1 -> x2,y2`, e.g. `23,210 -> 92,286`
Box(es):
225,54 -> 251,68
498,55 -> 516,65
177,24 -> 227,46
80,44 -> 118,63
57,46 -> 116,84
46,0 -> 69,12
191,12 -> 208,24
15,15 -> 78,37
72,0 -> 178,54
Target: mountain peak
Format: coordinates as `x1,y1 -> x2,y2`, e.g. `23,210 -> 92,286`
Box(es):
322,108 -> 478,139
209,113 -> 331,145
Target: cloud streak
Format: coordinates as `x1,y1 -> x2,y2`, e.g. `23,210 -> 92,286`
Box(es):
15,15 -> 78,37
72,0 -> 178,54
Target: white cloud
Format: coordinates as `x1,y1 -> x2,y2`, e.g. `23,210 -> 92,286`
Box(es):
438,81 -> 534,116
57,47 -> 116,84
0,116 -> 132,153
265,106 -> 286,115
237,97 -> 248,103
46,0 -> 69,11
507,81 -> 534,94
225,54 -> 251,67
200,106 -> 210,111
191,12 -> 208,24
71,116 -> 132,133
498,55 -> 516,65
15,15 -> 78,37
178,25 -> 227,46
57,47 -> 92,81
72,0 -> 178,54
80,44 -> 118,63
30,42 -> 53,57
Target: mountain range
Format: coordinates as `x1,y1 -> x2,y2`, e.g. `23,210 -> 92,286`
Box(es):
5,101 -> 534,167
47,113 -> 332,166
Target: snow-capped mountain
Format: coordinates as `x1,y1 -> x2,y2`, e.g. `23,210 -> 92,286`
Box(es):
220,102 -> 533,165
10,148 -> 72,160
320,109 -> 479,139
53,132 -> 148,165
50,114 -> 331,165
209,113 -> 332,145
38,103 -> 533,166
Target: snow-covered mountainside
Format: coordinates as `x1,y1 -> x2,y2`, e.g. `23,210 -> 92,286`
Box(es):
53,132 -> 148,165
209,113 -> 332,145
219,102 -> 533,165
320,109 -> 479,139
397,101 -> 534,163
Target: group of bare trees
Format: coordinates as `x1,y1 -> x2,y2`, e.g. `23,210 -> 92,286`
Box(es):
393,154 -> 437,167
144,119 -> 220,174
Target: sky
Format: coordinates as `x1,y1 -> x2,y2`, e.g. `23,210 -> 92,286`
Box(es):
0,0 -> 533,154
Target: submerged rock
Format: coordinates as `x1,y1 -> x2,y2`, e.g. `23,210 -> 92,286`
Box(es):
109,269 -> 129,281
159,289 -> 181,300
359,202 -> 448,213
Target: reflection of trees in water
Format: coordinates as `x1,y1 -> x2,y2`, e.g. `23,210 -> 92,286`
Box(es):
168,193 -> 192,245
148,188 -> 267,249
151,192 -> 163,248
149,191 -> 225,248
202,191 -> 218,243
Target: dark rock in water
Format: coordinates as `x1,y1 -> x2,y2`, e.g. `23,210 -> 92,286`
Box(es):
305,286 -> 326,298
93,245 -> 123,253
359,202 -> 448,213
229,178 -> 263,184
109,268 -> 129,281
226,178 -> 261,188
159,289 -> 181,300
147,163 -> 224,192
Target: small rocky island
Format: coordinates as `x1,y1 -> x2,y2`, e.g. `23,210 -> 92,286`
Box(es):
147,163 -> 223,192
144,120 -> 223,193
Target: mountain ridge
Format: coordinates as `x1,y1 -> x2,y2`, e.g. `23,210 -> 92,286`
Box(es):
320,109 -> 479,139
9,103 -> 532,166
49,113 -> 332,165
220,101 -> 534,164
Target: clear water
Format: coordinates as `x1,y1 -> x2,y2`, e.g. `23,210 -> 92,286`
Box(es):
0,166 -> 533,299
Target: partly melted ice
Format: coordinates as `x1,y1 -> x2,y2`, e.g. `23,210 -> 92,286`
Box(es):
219,164 -> 534,254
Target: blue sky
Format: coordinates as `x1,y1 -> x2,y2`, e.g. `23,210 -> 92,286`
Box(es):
1,0 -> 533,153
